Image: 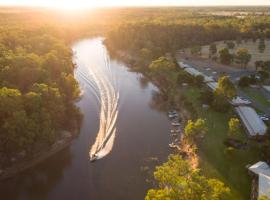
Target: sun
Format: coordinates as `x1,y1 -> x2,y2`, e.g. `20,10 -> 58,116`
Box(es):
51,1 -> 94,11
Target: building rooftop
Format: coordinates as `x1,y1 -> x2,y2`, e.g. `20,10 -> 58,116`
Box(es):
249,161 -> 270,198
184,67 -> 202,77
206,82 -> 218,91
235,106 -> 267,136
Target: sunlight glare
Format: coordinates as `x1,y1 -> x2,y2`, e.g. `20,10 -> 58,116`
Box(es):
51,1 -> 94,11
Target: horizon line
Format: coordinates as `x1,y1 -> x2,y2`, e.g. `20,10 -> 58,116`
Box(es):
0,4 -> 270,9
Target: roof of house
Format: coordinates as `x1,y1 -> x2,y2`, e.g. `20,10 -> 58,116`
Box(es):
235,106 -> 267,136
179,62 -> 214,83
178,62 -> 191,69
263,85 -> 270,92
206,82 -> 218,91
184,67 -> 202,77
259,174 -> 270,198
249,161 -> 270,198
249,161 -> 270,176
202,74 -> 215,83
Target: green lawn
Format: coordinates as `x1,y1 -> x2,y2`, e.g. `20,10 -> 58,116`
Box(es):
242,88 -> 270,108
183,87 -> 262,200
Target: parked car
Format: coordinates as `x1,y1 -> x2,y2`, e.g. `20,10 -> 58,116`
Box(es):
258,113 -> 270,121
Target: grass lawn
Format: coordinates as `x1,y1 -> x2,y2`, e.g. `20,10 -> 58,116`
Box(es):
242,87 -> 270,108
183,87 -> 262,200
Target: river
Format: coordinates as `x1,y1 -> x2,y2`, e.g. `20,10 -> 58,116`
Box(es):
0,38 -> 170,200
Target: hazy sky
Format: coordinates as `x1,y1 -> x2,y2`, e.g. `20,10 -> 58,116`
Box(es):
0,0 -> 269,9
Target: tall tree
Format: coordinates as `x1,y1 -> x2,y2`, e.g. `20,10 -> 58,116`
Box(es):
226,41 -> 235,49
235,48 -> 251,68
149,56 -> 176,91
219,48 -> 233,65
216,76 -> 236,99
190,46 -> 202,56
258,38 -> 266,53
209,43 -> 217,57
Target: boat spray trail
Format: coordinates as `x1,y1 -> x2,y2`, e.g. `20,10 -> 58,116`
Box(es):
73,38 -> 119,161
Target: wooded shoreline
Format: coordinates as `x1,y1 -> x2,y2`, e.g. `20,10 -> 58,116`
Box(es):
0,129 -> 79,181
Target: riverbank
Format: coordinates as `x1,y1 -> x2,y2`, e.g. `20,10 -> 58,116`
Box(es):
111,49 -> 263,200
0,130 -> 79,181
111,49 -> 200,168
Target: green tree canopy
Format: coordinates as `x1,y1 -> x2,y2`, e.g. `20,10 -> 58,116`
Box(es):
216,76 -> 236,99
258,38 -> 266,53
149,56 -> 176,73
219,48 -> 233,65
228,118 -> 241,138
149,57 -> 176,91
226,41 -> 235,49
145,155 -> 230,200
184,118 -> 207,138
212,91 -> 230,113
191,46 -> 202,55
235,48 -> 251,68
209,43 -> 217,55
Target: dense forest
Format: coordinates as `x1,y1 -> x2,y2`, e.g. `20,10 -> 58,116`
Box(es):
0,10 -> 82,167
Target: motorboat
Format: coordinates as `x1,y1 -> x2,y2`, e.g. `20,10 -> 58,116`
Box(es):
171,122 -> 181,126
90,153 -> 98,162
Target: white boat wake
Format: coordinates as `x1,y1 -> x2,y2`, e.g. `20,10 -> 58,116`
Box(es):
73,38 -> 119,161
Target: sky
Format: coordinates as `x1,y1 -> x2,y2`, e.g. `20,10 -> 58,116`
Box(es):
0,0 -> 270,9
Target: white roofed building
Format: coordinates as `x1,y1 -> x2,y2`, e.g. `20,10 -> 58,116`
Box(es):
206,82 -> 218,91
178,62 -> 191,69
184,67 -> 202,77
235,106 -> 267,136
202,74 -> 215,83
249,161 -> 270,199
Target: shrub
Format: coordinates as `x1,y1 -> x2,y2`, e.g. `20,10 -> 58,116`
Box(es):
194,75 -> 204,87
226,41 -> 235,49
199,90 -> 214,104
238,76 -> 251,87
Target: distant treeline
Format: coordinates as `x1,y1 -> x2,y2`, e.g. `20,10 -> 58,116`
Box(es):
105,14 -> 270,62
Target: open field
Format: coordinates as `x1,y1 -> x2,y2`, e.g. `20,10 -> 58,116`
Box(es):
200,39 -> 270,70
183,87 -> 262,200
243,88 -> 270,107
